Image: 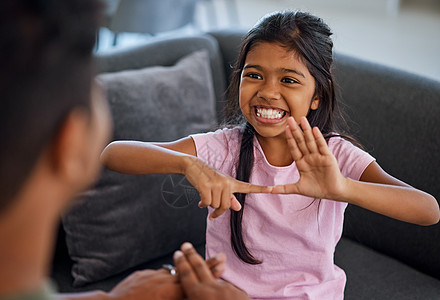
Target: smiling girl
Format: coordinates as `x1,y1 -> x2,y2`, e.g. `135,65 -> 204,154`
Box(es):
101,11 -> 439,299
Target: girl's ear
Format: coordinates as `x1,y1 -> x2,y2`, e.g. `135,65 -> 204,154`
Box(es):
310,96 -> 319,110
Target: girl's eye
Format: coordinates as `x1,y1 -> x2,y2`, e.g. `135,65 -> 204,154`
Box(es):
281,77 -> 299,84
245,73 -> 262,80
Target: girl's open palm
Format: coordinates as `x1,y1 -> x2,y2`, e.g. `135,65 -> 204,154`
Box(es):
272,117 -> 348,200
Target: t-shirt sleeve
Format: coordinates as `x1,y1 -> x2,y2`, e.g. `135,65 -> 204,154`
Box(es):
190,127 -> 240,171
329,137 -> 375,181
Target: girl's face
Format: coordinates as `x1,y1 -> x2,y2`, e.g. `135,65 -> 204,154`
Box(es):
239,42 -> 319,141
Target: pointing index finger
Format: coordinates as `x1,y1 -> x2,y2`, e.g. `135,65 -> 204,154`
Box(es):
232,179 -> 273,194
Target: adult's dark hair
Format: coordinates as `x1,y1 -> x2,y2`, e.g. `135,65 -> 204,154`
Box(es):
0,0 -> 103,213
225,11 -> 351,264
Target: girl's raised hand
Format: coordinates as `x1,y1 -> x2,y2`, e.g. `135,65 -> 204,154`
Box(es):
271,116 -> 348,200
184,157 -> 273,220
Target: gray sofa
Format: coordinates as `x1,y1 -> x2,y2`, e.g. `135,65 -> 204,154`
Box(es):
51,30 -> 440,299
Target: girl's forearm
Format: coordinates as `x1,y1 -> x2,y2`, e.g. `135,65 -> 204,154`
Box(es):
100,141 -> 192,175
340,178 -> 439,226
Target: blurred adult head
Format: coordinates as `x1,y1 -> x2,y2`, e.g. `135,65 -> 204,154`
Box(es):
0,0 -> 109,214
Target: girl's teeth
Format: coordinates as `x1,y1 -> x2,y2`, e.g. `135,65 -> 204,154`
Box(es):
256,108 -> 285,119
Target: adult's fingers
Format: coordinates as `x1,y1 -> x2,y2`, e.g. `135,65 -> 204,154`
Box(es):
205,253 -> 226,279
110,269 -> 183,300
205,253 -> 226,268
173,250 -> 198,289
135,268 -> 177,281
180,243 -> 214,282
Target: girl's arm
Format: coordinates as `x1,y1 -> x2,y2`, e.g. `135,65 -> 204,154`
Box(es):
100,137 -> 197,175
342,162 -> 438,225
272,117 -> 439,226
101,137 -> 272,219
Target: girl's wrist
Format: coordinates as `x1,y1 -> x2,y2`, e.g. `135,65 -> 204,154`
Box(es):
180,155 -> 198,175
336,177 -> 363,205
328,176 -> 353,203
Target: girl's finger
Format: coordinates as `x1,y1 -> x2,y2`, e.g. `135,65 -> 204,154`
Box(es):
230,194 -> 242,211
231,180 -> 273,194
220,186 -> 231,211
198,189 -> 211,208
209,207 -> 227,220
208,187 -> 231,219
285,125 -> 303,161
208,186 -> 223,220
300,117 -> 318,153
288,117 -> 310,155
210,187 -> 221,209
271,183 -> 300,194
313,127 -> 331,155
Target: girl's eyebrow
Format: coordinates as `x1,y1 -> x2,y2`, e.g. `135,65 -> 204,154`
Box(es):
243,64 -> 262,71
243,64 -> 305,78
282,68 -> 305,78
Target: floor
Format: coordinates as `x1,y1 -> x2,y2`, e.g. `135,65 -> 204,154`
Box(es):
98,0 -> 440,82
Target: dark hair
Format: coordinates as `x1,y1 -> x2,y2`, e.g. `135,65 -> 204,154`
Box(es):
0,0 -> 103,213
225,11 -> 352,264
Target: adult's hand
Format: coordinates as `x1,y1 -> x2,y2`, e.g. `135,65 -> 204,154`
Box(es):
173,243 -> 250,300
108,269 -> 183,300
58,250 -> 225,300
205,252 -> 226,279
106,251 -> 226,300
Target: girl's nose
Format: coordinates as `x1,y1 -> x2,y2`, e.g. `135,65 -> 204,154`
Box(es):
257,80 -> 281,101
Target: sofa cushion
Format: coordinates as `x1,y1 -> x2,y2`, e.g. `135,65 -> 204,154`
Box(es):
62,49 -> 214,286
335,237 -> 440,299
96,34 -> 226,123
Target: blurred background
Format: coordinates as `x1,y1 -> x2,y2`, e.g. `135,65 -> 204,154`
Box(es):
97,0 -> 440,82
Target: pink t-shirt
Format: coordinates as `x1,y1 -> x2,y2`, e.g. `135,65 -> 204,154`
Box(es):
191,127 -> 375,300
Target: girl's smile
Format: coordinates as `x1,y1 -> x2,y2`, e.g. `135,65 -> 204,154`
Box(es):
239,42 -> 319,141
254,105 -> 288,124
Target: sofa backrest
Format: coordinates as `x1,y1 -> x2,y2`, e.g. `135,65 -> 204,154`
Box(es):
333,54 -> 440,280
209,30 -> 440,280
96,34 -> 227,122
